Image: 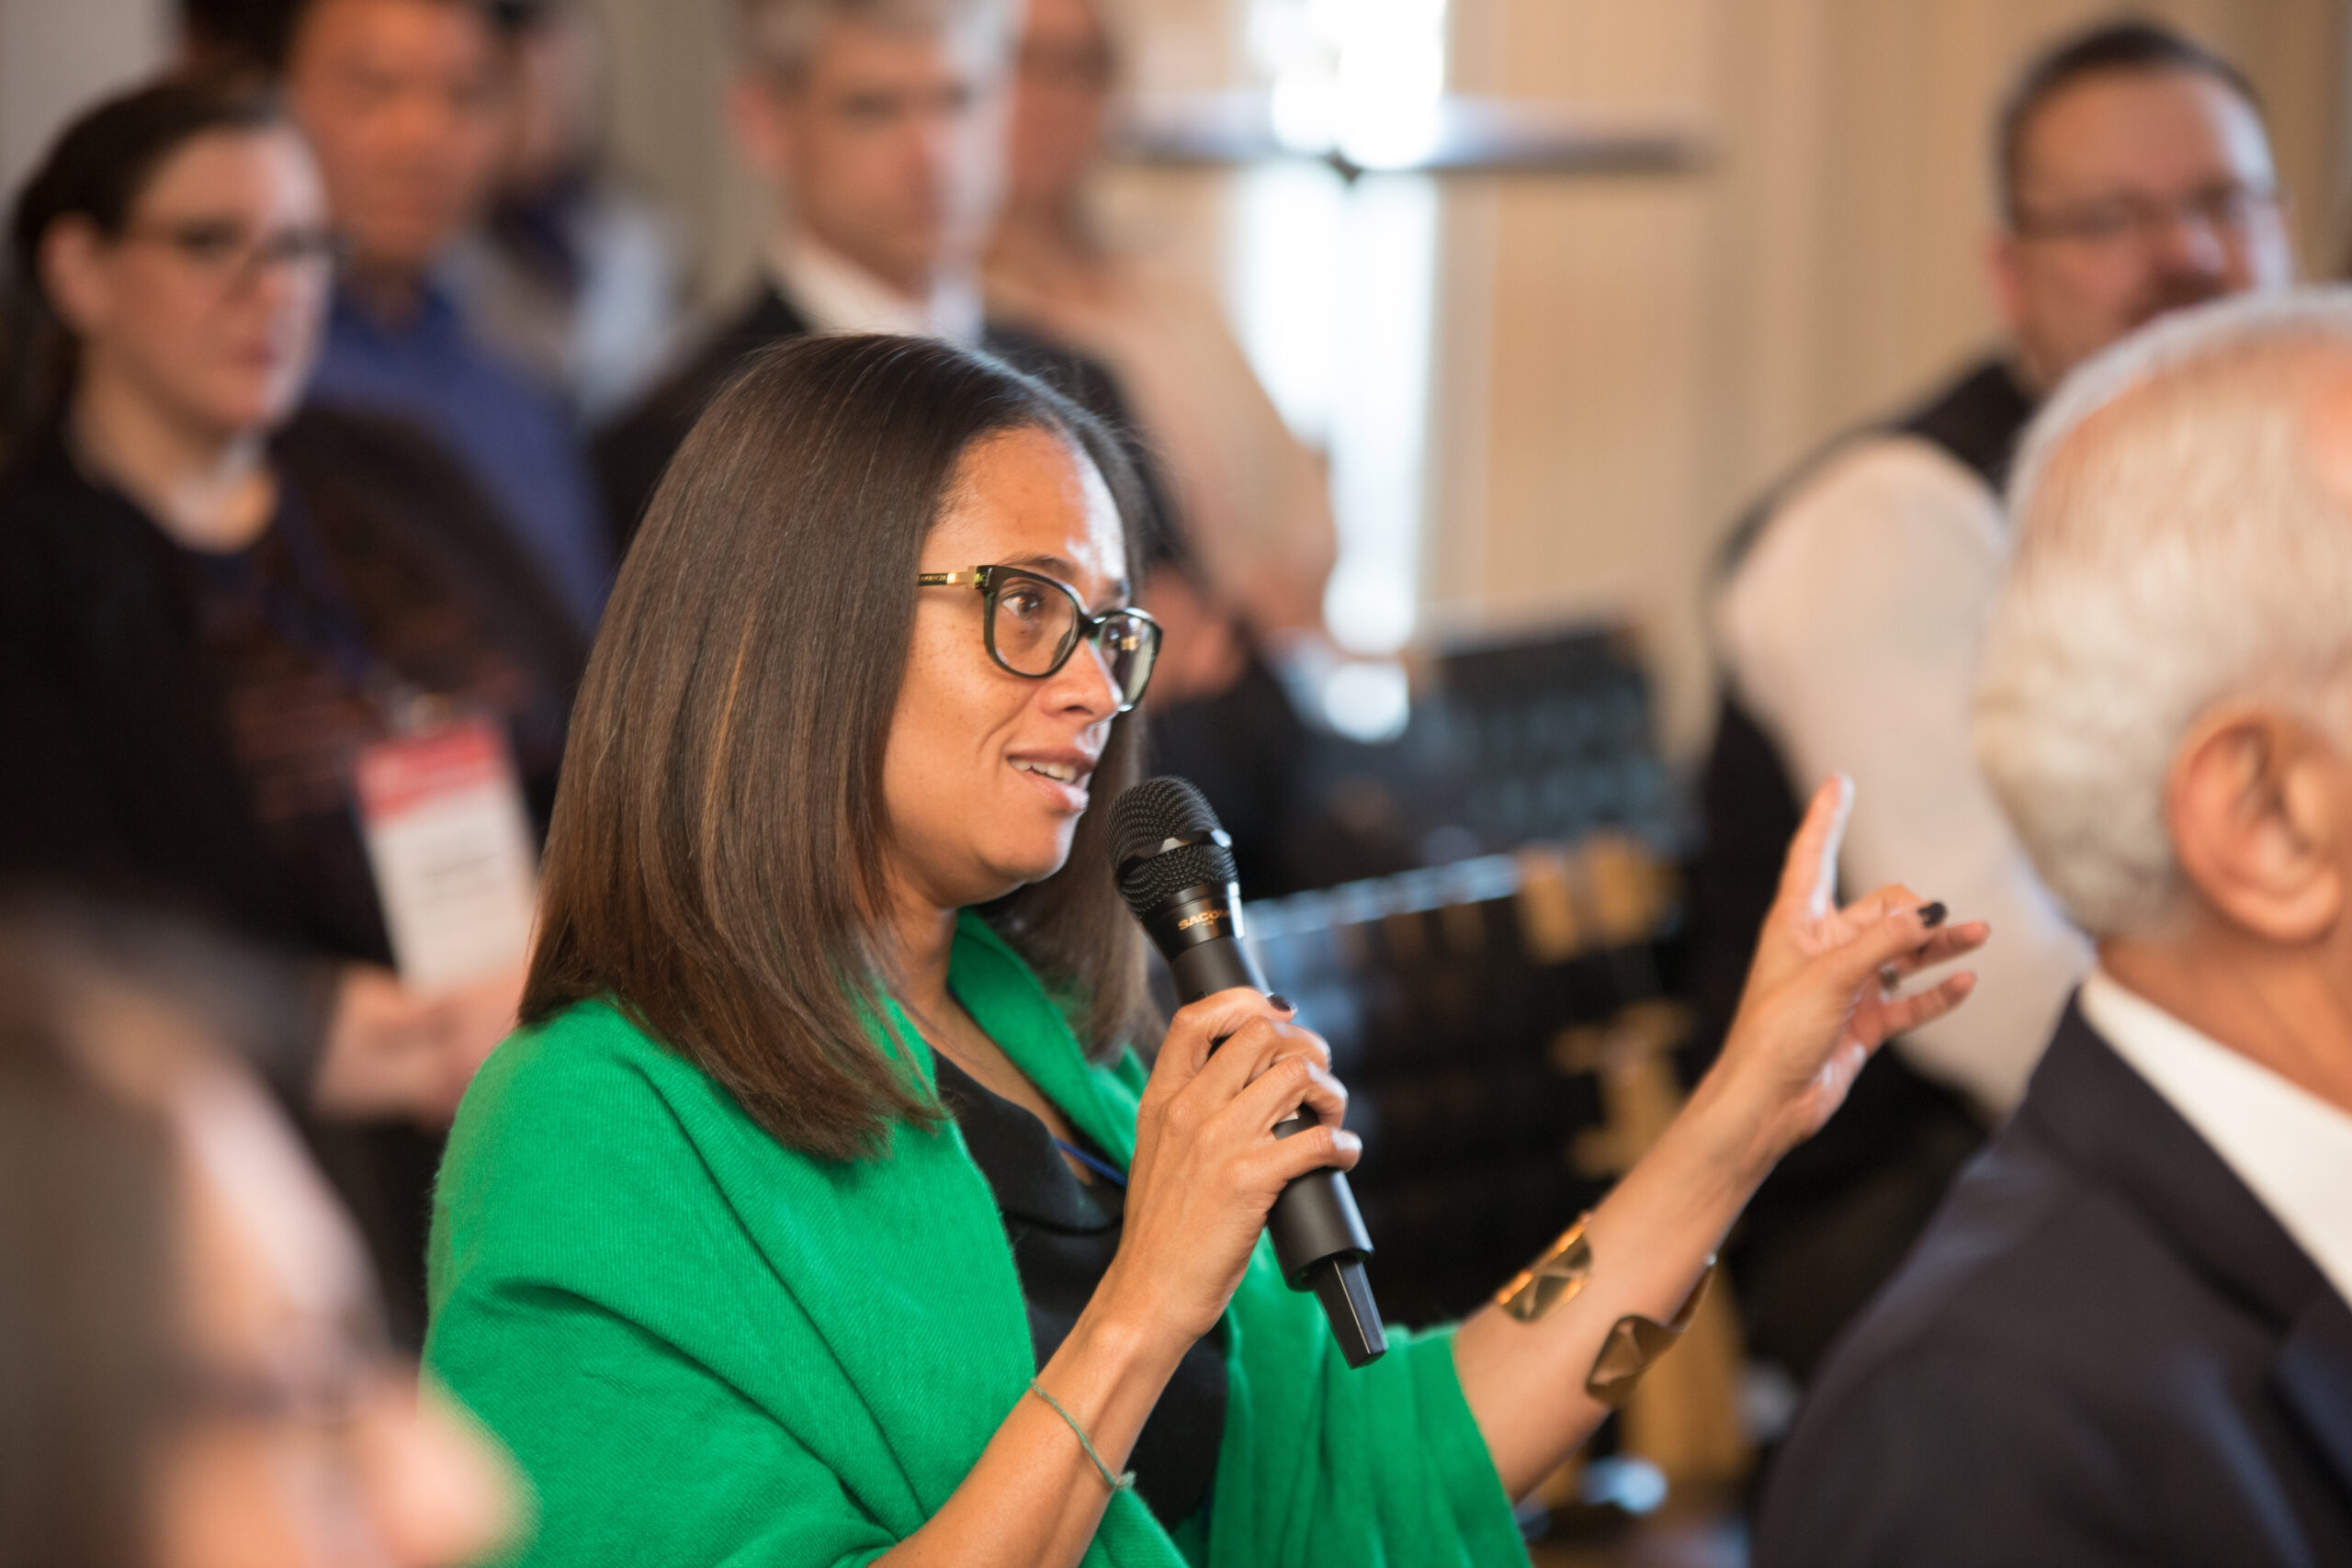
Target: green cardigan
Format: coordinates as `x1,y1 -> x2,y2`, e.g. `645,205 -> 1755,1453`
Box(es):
425,912 -> 1525,1567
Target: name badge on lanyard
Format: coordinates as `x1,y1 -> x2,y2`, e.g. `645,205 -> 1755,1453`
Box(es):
353,713 -> 539,994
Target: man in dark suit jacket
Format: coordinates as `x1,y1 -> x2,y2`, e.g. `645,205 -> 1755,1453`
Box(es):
596,0 -> 1152,550
1755,293 -> 2352,1566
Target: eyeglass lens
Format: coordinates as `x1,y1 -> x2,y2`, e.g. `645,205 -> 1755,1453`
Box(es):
2018,183 -> 2277,246
988,572 -> 1157,705
135,219 -> 339,284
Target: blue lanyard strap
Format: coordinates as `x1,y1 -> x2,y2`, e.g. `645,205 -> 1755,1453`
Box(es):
189,489 -> 422,724
1054,1138 -> 1128,1189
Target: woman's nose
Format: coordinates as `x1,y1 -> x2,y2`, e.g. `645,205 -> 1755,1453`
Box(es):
1046,633 -> 1124,718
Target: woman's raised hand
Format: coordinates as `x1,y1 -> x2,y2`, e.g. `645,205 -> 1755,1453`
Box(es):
1100,991 -> 1360,1347
1703,775 -> 1990,1171
1454,776 -> 1988,1501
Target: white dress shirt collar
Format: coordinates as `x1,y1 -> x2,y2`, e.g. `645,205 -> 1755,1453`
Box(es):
767,229 -> 983,346
2079,967 -> 2352,1309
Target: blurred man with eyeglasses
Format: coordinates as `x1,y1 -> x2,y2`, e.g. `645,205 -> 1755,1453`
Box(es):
284,0 -> 613,630
1688,20 -> 2294,1395
594,0 -> 1164,557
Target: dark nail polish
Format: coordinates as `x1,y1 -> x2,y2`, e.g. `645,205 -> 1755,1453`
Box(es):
1268,994 -> 1295,1013
1917,902 -> 1947,929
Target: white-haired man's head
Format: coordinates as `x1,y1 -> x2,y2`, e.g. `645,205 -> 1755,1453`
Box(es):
1975,288 -> 2352,942
729,0 -> 1010,298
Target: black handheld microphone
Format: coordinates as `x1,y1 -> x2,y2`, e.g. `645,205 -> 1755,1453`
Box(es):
1109,776 -> 1387,1369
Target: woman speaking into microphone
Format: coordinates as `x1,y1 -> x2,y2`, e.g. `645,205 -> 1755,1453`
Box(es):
425,334 -> 1985,1566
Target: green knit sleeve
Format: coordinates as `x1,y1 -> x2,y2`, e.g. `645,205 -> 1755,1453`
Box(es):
1076,1049 -> 1526,1567
1205,1261 -> 1528,1567
431,1279 -> 896,1568
425,1012 -> 902,1568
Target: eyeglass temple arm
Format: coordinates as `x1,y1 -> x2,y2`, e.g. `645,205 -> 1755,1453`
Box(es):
916,570 -> 989,587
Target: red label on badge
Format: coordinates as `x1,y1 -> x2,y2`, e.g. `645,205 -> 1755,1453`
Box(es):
355,716 -> 510,819
353,715 -> 539,995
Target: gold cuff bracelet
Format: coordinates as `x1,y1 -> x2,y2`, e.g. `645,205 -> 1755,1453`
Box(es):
1495,1213 -> 1597,1322
1492,1213 -> 1717,1408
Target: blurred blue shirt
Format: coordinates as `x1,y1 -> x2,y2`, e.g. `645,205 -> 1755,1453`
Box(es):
310,280 -> 611,630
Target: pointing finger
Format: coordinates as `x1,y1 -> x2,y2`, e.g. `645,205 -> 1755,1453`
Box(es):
1775,774 -> 1854,922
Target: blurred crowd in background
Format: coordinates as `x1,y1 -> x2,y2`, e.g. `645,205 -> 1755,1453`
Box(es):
0,0 -> 2341,1562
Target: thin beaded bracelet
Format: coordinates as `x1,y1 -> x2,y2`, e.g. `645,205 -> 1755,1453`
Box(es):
1028,1379 -> 1136,1494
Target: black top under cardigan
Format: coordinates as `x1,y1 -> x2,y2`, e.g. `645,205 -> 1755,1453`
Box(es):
931,1050 -> 1228,1530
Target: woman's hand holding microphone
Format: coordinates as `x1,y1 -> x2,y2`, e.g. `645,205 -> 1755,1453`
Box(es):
1102,989 -> 1357,1346
899,992 -> 1354,1568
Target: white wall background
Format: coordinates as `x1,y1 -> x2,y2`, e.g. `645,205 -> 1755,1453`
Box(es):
0,0 -> 170,212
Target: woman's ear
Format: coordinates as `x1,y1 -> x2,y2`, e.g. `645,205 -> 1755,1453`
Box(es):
2165,702 -> 2350,945
38,216 -> 111,339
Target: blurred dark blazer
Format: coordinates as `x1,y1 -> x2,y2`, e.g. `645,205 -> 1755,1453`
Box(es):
593,285 -> 1171,557
1756,998 -> 2352,1568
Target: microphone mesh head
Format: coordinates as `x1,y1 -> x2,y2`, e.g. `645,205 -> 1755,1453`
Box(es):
1108,776 -> 1237,918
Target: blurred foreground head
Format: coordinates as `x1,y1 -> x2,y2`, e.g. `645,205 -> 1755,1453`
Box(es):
1977,289 -> 2352,1038
730,0 -> 1009,297
0,908 -> 517,1568
1990,20 -> 2292,392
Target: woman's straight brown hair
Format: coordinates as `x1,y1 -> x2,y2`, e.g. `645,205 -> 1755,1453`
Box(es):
524,334 -> 1156,1160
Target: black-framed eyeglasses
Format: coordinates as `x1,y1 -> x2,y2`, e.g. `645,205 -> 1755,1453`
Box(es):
119,218 -> 343,289
2010,182 -> 2282,248
918,565 -> 1161,713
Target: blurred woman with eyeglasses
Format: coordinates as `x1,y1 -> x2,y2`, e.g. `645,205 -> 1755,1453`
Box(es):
0,74 -> 584,1347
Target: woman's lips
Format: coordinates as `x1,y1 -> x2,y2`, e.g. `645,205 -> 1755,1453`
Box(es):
1010,755 -> 1095,811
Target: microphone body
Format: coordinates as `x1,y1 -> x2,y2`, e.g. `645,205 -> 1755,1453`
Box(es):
1114,781 -> 1388,1369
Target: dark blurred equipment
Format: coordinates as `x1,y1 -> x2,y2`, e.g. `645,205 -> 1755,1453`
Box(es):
1146,626 -> 1688,1324
1241,832 -> 1676,1332
1152,624 -> 1682,901
1111,776 -> 1385,1369
1144,647 -> 1308,897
